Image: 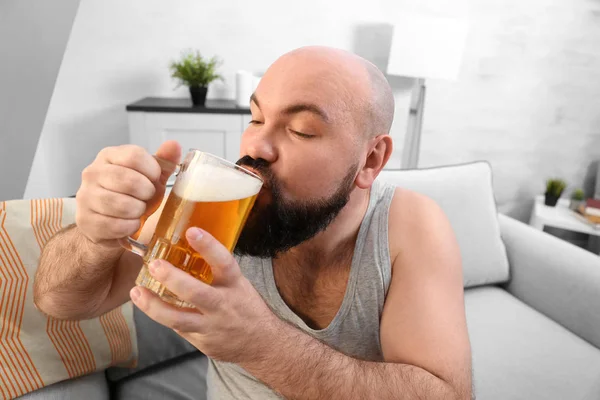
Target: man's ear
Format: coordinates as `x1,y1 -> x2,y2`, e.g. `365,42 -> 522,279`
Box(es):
355,135 -> 393,189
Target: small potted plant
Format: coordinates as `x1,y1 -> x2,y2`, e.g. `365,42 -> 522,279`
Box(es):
544,178 -> 566,207
169,50 -> 223,106
569,188 -> 585,211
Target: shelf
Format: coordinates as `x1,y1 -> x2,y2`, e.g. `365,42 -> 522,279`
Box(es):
126,97 -> 251,115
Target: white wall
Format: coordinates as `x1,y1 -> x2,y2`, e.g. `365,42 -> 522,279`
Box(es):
0,0 -> 79,201
27,0 -> 461,199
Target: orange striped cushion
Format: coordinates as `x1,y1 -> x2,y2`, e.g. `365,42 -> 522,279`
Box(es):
0,198 -> 137,399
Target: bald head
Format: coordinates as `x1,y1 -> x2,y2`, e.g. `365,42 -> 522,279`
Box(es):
360,57 -> 396,138
264,46 -> 395,139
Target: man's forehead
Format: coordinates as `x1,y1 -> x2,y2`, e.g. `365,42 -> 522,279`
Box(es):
250,92 -> 331,124
255,70 -> 358,119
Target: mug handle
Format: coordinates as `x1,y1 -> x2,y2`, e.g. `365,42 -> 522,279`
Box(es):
118,156 -> 180,257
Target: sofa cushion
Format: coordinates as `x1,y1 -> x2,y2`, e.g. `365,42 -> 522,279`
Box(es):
378,162 -> 509,288
106,305 -> 197,382
465,286 -> 600,400
0,198 -> 137,399
15,371 -> 109,400
112,352 -> 208,400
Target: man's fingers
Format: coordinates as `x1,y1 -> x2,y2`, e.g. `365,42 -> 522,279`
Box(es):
148,259 -> 222,312
130,287 -> 205,333
185,228 -> 242,285
85,185 -> 147,219
98,145 -> 162,183
96,164 -> 156,201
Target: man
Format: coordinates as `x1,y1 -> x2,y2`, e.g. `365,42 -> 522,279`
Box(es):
34,46 -> 472,399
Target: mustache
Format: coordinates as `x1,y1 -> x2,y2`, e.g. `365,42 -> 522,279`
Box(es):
236,156 -> 274,185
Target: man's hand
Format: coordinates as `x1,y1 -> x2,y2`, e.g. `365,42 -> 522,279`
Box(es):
76,142 -> 180,247
130,227 -> 277,363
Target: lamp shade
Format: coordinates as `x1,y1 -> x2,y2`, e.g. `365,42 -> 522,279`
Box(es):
387,13 -> 468,80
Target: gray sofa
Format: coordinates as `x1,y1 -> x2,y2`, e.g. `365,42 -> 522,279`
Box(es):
21,162 -> 600,399
469,215 -> 600,399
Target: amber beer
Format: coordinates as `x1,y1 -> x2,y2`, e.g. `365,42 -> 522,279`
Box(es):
133,153 -> 262,307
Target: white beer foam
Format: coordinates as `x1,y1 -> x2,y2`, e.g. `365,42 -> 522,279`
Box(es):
174,163 -> 262,202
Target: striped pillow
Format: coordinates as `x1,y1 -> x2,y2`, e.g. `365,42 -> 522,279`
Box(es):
0,198 -> 137,399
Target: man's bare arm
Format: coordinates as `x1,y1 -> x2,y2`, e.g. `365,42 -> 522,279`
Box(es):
33,224 -> 141,320
379,189 -> 472,398
239,319 -> 460,400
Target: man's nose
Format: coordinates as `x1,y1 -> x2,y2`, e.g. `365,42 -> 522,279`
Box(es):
242,128 -> 278,164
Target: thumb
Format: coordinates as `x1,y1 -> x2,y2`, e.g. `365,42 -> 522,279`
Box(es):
154,140 -> 182,185
186,227 -> 241,285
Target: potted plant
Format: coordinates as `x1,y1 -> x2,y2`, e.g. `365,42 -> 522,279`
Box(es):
569,188 -> 585,211
169,50 -> 223,106
544,178 -> 566,207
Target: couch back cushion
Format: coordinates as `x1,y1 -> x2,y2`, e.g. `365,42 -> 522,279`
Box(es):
378,162 -> 509,288
0,198 -> 137,399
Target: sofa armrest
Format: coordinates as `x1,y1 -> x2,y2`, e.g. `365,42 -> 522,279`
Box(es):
499,214 -> 600,349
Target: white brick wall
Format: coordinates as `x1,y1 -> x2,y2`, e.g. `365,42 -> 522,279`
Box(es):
420,0 -> 600,220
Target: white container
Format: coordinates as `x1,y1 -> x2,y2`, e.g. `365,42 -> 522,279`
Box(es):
235,70 -> 254,107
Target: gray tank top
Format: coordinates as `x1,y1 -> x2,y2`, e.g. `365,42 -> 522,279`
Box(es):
207,180 -> 395,399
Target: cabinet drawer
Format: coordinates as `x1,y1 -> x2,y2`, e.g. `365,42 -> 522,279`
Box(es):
128,112 -> 244,163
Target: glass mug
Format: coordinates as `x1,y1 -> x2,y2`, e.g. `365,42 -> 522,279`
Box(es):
119,149 -> 263,307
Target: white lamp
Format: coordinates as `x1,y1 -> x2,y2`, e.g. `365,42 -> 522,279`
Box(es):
387,14 -> 468,169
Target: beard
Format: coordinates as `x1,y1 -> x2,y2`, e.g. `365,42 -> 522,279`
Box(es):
234,156 -> 357,258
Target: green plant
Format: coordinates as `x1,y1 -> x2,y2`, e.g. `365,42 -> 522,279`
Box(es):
169,50 -> 223,88
571,188 -> 585,201
545,178 -> 566,197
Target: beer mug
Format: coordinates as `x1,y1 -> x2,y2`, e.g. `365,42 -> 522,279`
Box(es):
120,149 -> 263,307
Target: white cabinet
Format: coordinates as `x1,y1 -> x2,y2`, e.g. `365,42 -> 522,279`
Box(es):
126,98 -> 251,163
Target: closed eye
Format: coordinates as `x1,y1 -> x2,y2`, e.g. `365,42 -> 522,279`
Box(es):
291,130 -> 315,139
248,120 -> 314,138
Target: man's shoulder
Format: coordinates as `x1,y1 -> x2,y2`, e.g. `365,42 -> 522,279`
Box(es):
387,187 -> 454,267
